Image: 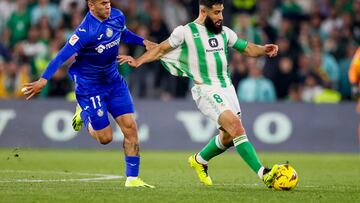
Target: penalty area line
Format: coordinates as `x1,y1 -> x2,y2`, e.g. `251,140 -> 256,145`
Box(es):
0,169 -> 123,183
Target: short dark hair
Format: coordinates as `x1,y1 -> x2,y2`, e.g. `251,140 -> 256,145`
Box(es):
199,0 -> 223,8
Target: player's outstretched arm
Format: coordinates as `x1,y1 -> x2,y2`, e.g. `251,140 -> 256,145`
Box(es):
143,40 -> 157,51
243,42 -> 279,58
22,43 -> 77,100
118,40 -> 174,68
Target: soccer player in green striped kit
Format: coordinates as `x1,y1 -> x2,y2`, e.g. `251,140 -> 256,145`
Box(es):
118,0 -> 279,188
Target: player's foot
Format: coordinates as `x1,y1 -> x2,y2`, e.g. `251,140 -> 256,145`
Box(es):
188,154 -> 213,186
125,177 -> 155,188
263,164 -> 279,188
72,104 -> 83,131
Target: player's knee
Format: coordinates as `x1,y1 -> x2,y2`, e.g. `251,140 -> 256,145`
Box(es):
98,134 -> 113,145
228,119 -> 245,137
121,119 -> 137,132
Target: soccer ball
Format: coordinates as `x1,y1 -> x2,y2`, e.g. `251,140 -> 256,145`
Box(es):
272,164 -> 299,191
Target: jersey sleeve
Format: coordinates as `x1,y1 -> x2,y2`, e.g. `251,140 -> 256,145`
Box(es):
224,26 -> 248,53
116,12 -> 144,46
67,26 -> 89,51
168,25 -> 185,48
42,26 -> 89,80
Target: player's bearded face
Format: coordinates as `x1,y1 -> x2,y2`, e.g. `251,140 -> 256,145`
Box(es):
204,16 -> 223,34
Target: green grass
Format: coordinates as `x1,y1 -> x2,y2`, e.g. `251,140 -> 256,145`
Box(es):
0,149 -> 359,203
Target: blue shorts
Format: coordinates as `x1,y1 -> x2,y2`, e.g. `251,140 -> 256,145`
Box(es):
76,80 -> 134,131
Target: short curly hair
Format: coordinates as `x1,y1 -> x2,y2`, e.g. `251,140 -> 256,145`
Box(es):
199,0 -> 223,8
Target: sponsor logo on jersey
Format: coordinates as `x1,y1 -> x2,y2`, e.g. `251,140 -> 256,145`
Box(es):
95,44 -> 106,53
79,28 -> 86,32
106,28 -> 113,37
209,38 -> 219,48
69,34 -> 79,46
95,38 -> 120,54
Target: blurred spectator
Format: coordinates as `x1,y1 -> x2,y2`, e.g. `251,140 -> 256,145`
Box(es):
353,0 -> 360,44
0,0 -> 16,35
148,5 -> 177,100
163,0 -> 188,30
31,0 -> 62,29
61,0 -> 86,28
127,25 -> 152,98
233,14 -> 262,44
301,73 -> 324,102
0,60 -> 30,98
14,25 -> 47,61
180,0 -> 198,20
313,88 -> 341,103
60,0 -> 85,15
64,12 -> 84,41
280,0 -> 302,17
231,52 -> 248,91
338,43 -> 357,99
273,56 -> 299,99
6,0 -> 30,48
231,0 -> 257,14
0,42 -> 10,61
287,83 -> 302,102
238,58 -> 276,102
0,0 -> 358,101
41,66 -> 71,97
256,16 -> 277,43
310,35 -> 340,89
263,37 -> 298,87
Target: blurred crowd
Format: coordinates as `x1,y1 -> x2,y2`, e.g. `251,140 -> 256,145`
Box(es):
0,0 -> 359,103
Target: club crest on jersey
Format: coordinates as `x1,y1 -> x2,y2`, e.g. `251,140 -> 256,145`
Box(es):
106,28 -> 113,37
69,34 -> 79,46
208,38 -> 219,48
97,109 -> 104,117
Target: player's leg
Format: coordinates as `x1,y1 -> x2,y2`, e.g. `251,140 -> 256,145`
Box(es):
188,130 -> 231,186
114,114 -> 153,188
188,85 -> 233,185
218,110 -> 278,188
75,94 -> 113,145
108,81 -> 154,188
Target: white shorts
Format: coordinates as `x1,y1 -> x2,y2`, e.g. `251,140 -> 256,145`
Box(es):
191,84 -> 241,128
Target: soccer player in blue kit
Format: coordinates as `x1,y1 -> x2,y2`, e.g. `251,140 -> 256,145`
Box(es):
23,0 -> 155,188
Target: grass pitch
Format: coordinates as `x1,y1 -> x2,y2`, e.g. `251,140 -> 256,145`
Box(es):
0,149 -> 359,203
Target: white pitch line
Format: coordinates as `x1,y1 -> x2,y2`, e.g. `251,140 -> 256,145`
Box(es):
0,169 -> 122,183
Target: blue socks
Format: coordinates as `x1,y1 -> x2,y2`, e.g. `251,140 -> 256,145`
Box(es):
125,156 -> 140,177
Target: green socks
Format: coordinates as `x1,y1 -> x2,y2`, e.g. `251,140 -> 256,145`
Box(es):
197,135 -> 227,164
196,134 -> 264,178
233,135 -> 263,174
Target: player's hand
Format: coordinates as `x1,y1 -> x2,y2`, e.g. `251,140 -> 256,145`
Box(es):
22,78 -> 48,100
117,55 -> 139,68
143,40 -> 157,51
264,44 -> 279,58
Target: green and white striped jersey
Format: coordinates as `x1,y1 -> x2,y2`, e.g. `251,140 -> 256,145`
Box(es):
160,22 -> 248,88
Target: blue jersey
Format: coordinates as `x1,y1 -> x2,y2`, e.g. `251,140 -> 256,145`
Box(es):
42,8 -> 144,95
